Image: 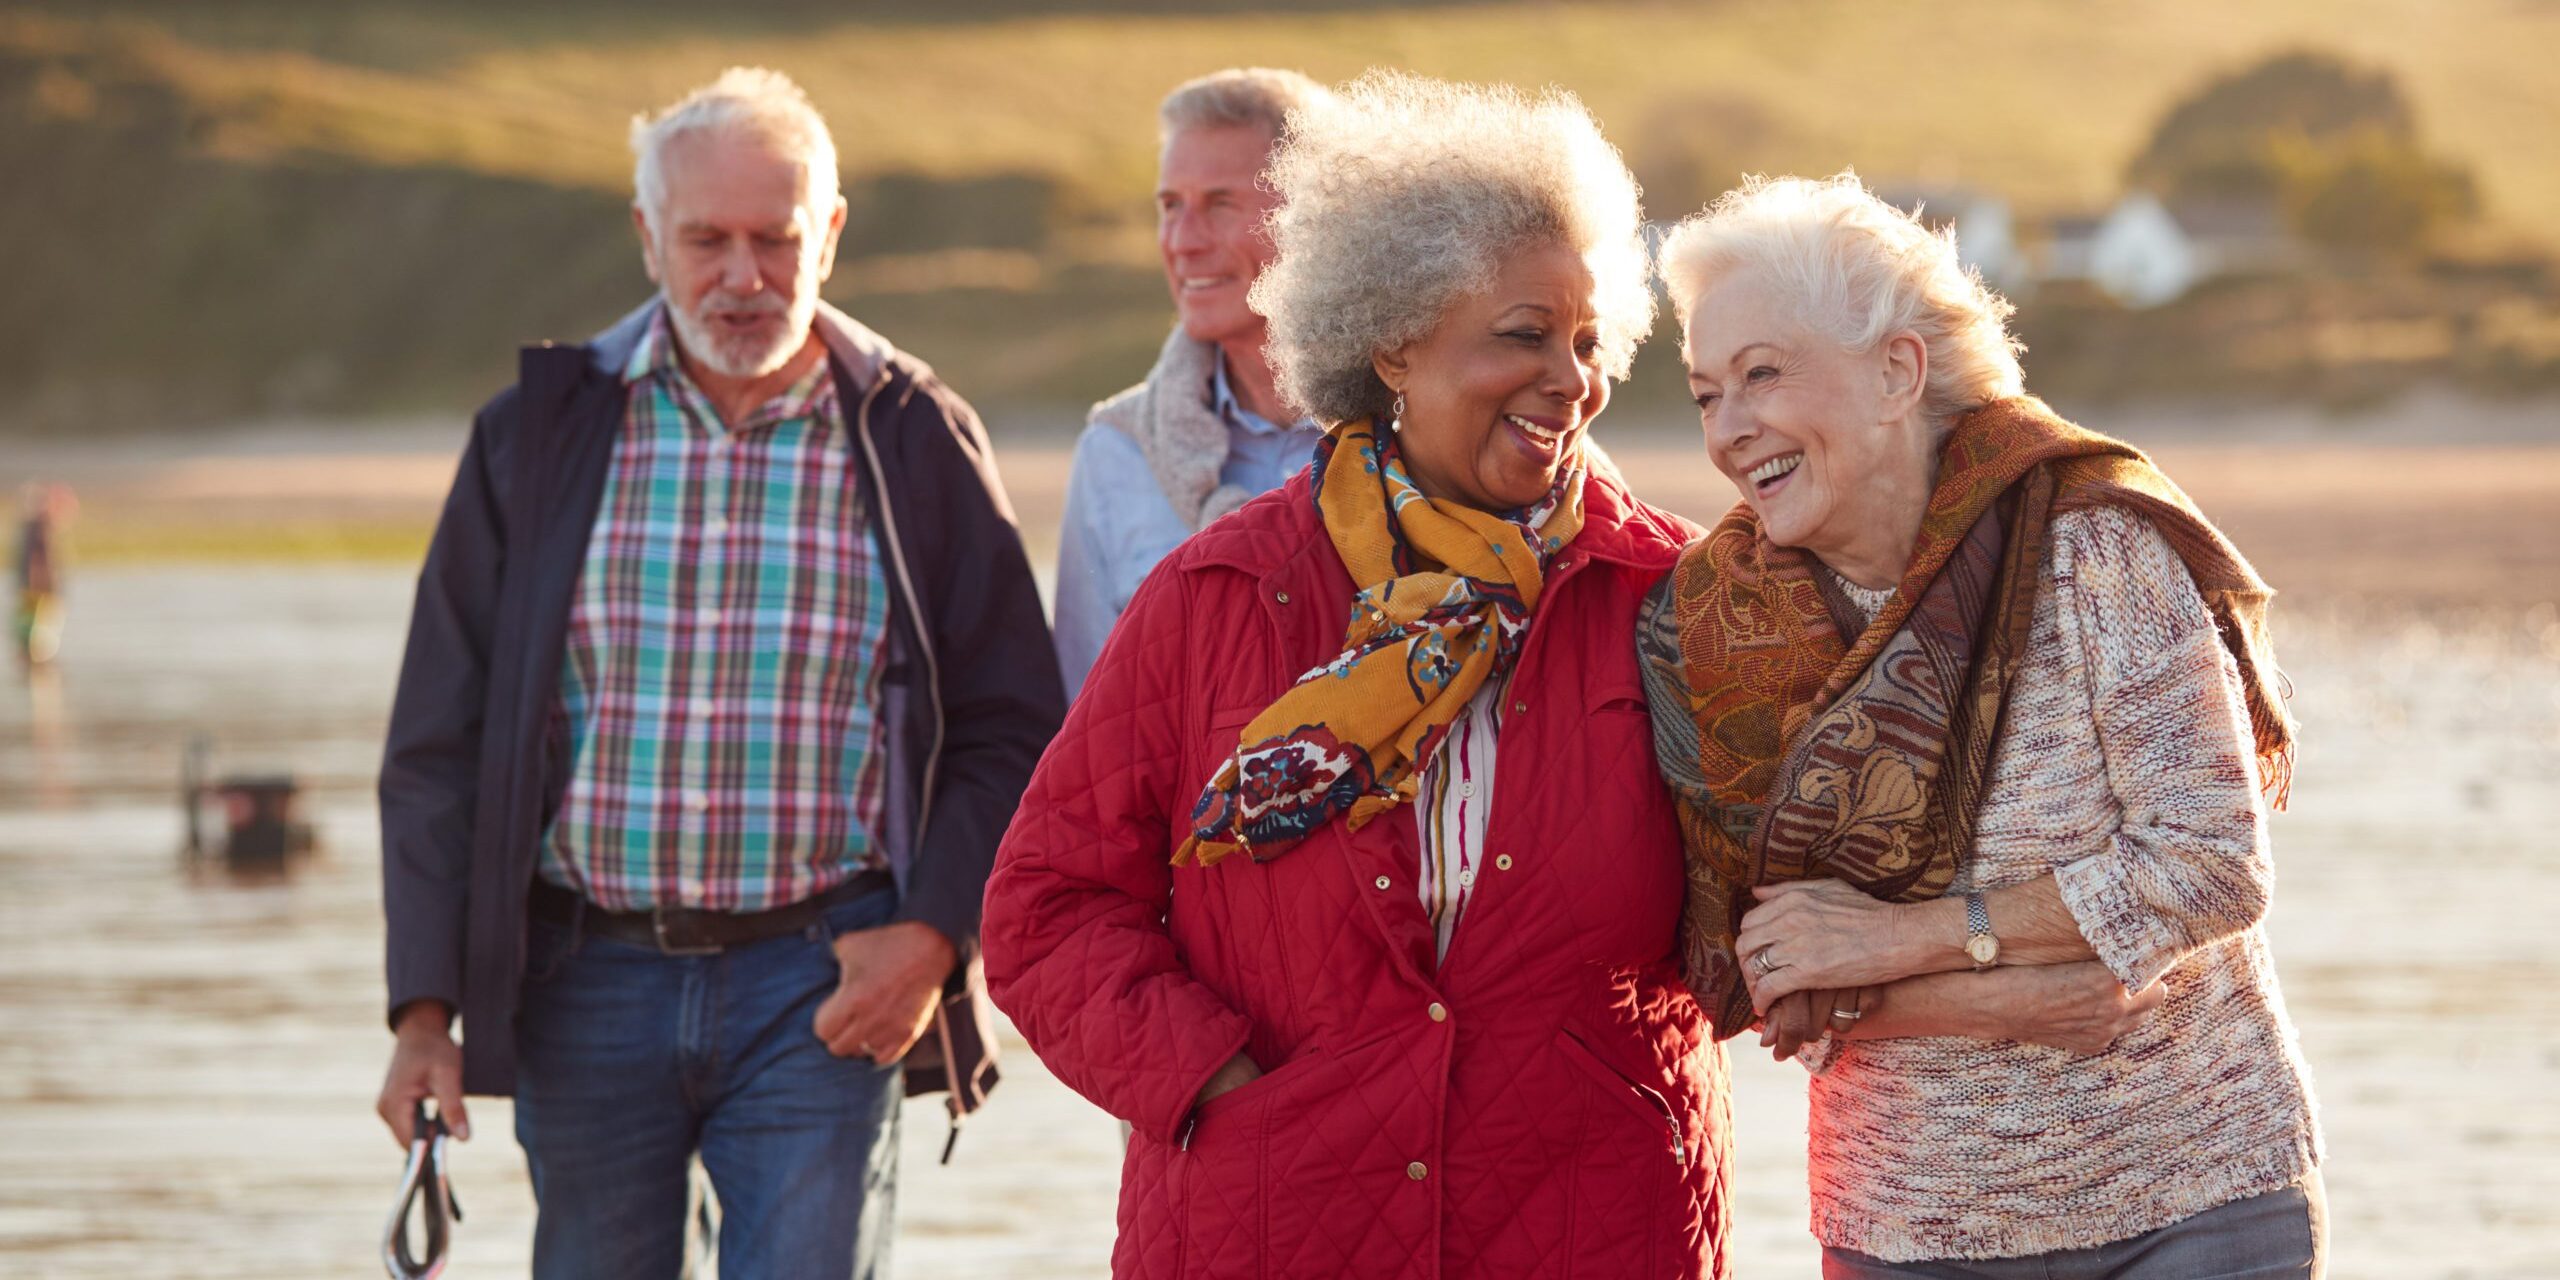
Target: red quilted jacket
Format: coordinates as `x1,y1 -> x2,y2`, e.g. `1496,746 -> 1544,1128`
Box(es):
984,465 -> 1732,1279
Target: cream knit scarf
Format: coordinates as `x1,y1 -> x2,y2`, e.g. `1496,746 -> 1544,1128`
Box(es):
1087,327 -> 1257,530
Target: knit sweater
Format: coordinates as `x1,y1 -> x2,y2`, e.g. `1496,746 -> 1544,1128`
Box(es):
1803,506 -> 2323,1262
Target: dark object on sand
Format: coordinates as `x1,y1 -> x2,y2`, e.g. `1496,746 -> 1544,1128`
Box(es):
383,1099 -> 462,1279
182,737 -> 318,872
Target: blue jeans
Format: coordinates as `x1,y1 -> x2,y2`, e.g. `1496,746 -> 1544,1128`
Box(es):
1821,1169 -> 2327,1279
513,888 -> 904,1280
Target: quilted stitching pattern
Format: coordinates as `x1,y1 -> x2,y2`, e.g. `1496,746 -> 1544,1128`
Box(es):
986,473 -> 1732,1278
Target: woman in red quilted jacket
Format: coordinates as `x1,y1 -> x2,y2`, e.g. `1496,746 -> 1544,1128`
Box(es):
983,71 -> 1732,1278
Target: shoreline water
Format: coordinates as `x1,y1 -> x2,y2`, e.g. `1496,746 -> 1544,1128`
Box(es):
7,392 -> 2556,616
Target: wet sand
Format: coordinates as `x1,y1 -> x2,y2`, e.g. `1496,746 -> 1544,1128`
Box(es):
2,411 -> 2557,1275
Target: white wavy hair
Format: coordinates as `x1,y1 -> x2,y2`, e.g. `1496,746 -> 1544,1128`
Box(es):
1249,70 -> 1654,426
1657,172 -> 2024,432
630,67 -> 841,228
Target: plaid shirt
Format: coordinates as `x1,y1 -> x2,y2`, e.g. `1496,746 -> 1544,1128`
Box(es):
538,310 -> 894,912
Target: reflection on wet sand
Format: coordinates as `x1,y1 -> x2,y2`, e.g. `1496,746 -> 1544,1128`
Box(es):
19,663 -> 68,808
2,545 -> 2557,1275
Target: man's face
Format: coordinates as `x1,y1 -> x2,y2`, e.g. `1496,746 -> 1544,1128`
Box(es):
634,129 -> 846,380
1156,124 -> 1282,348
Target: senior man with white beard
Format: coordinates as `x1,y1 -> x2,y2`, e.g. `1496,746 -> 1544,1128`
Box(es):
373,67 -> 1062,1279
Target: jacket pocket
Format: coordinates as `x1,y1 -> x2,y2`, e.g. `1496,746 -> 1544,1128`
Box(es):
521,914 -> 579,988
1554,1028 -> 1683,1277
1590,682 -> 1650,718
1195,708 -> 1260,786
1556,1029 -> 1688,1166
1173,1048 -> 1344,1279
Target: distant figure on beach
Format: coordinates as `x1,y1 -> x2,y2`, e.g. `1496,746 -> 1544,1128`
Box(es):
374,67 -> 1062,1279
1049,68 -> 1331,699
989,72 -> 1735,1277
1641,173 -> 2326,1275
12,483 -> 72,666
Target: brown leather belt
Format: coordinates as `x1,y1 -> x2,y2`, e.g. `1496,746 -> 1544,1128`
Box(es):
529,870 -> 894,956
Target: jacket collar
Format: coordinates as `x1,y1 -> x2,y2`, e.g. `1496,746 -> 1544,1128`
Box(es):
1183,444 -> 1692,581
1572,446 -> 1696,570
584,297 -> 898,393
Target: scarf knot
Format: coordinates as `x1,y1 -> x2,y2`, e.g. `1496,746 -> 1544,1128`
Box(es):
1175,421 -> 1582,867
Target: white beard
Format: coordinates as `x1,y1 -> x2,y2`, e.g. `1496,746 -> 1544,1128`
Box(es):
664,288 -> 815,380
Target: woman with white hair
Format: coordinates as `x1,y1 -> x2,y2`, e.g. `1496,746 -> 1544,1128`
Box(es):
986,71 -> 1732,1277
1641,173 -> 2325,1275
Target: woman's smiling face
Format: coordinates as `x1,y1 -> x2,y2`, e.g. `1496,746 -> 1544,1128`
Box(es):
1377,240 -> 1610,512
1683,269 -> 1925,562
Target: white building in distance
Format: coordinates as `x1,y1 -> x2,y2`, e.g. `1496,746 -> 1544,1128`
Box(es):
2044,192 -> 2304,308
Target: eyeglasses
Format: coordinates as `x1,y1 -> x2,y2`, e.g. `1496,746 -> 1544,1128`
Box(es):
383,1100 -> 463,1279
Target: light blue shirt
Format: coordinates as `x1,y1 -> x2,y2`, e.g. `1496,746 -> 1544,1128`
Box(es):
1052,356 -> 1324,699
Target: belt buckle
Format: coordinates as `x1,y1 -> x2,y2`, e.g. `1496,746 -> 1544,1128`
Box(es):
649,906 -> 723,957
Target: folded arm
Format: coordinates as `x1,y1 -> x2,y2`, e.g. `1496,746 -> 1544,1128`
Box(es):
2044,508 -> 2276,991
1758,962 -> 2165,1063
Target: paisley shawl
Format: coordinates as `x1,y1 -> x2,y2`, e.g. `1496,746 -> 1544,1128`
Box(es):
1175,419 -> 1582,868
1638,396 -> 2297,1036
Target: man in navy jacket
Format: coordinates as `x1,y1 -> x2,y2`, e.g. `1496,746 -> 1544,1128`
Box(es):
373,68 -> 1062,1277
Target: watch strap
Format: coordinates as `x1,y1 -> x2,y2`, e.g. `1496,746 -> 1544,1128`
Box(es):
1964,892 -> 1998,969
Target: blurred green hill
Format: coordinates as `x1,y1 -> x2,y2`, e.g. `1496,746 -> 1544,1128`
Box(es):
4,1 -> 2558,433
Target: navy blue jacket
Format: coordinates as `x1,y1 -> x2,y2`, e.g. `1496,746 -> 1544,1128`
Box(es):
380,301 -> 1065,1103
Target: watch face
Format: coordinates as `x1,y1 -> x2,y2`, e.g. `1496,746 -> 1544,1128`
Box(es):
1966,934 -> 2000,965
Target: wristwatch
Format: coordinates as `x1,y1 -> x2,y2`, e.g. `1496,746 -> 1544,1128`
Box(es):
1964,892 -> 2001,970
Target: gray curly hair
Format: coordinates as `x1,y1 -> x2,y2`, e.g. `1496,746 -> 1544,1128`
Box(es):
1657,172 -> 2024,432
1249,70 -> 1655,426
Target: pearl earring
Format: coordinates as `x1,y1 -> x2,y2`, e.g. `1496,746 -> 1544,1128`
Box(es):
1389,392 -> 1407,432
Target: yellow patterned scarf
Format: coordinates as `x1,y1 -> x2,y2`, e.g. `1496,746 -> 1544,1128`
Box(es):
1640,396 -> 2295,1034
1174,419 -> 1584,868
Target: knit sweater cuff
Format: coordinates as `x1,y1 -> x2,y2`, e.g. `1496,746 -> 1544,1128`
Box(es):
1796,1033 -> 1845,1076
2055,834 -> 2190,992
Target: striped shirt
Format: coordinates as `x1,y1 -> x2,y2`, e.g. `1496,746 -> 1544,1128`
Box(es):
1417,683 -> 1504,961
538,309 -> 895,912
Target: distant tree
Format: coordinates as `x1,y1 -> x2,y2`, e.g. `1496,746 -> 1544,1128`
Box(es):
2128,49 -> 2411,199
2127,48 -> 2478,253
2278,130 -> 2480,252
